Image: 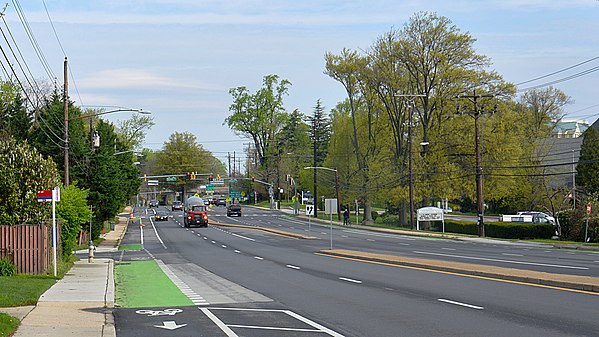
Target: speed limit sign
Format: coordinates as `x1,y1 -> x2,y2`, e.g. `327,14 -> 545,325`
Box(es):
587,203 -> 591,215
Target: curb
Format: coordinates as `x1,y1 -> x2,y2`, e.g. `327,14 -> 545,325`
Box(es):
319,249 -> 599,294
210,220 -> 319,240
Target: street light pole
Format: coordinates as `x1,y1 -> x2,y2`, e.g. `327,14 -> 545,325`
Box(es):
63,108 -> 150,185
304,166 -> 340,221
63,58 -> 69,186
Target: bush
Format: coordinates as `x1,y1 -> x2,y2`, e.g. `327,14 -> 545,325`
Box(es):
444,220 -> 478,235
0,257 -> 16,276
440,220 -> 553,239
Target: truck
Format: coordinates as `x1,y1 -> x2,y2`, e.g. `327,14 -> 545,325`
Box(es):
184,196 -> 209,228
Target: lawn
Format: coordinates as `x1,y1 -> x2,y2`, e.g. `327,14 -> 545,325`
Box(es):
0,313 -> 19,337
0,275 -> 56,307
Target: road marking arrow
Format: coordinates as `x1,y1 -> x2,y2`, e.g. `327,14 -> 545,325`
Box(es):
155,321 -> 187,330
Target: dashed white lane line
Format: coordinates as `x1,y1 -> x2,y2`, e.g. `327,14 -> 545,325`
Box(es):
234,250 -> 241,254
231,233 -> 256,241
438,298 -> 483,310
211,241 -> 216,244
441,248 -> 456,251
286,265 -> 301,270
222,245 -> 227,248
254,256 -> 264,260
339,277 -> 362,284
502,253 -> 524,257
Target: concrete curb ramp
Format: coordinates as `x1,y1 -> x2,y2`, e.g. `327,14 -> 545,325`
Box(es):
210,221 -> 319,240
319,249 -> 599,294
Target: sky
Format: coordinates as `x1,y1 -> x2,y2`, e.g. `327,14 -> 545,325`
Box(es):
10,0 -> 599,168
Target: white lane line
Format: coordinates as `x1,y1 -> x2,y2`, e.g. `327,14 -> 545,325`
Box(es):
203,237 -> 208,240
339,277 -> 362,284
211,241 -> 216,244
200,308 -> 238,336
286,265 -> 301,270
231,233 -> 256,241
227,324 -> 321,332
438,298 -> 483,310
234,250 -> 241,254
222,245 -> 227,248
502,253 -> 523,257
441,248 -> 456,251
399,243 -> 410,246
367,239 -> 376,242
254,256 -> 264,260
413,250 -> 589,270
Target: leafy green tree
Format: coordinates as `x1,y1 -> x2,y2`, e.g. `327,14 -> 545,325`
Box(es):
226,74 -> 291,167
116,114 -> 155,151
154,132 -> 225,177
56,184 -> 92,257
0,136 -> 60,225
577,126 -> 599,195
307,100 -> 331,167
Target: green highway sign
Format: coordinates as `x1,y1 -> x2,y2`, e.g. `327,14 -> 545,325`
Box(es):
206,184 -> 214,191
229,179 -> 238,183
229,189 -> 241,198
166,177 -> 177,181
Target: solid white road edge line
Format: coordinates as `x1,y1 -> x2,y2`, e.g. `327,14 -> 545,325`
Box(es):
199,308 -> 238,337
148,218 -> 167,249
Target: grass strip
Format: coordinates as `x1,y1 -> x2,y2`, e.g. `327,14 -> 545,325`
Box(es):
114,260 -> 193,308
0,275 -> 56,307
118,243 -> 143,251
0,313 -> 19,337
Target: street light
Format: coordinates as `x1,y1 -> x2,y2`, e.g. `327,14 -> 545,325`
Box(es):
304,166 -> 341,221
64,108 -> 150,186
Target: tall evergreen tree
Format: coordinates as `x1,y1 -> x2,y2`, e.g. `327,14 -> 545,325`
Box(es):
307,100 -> 331,167
576,126 -> 599,196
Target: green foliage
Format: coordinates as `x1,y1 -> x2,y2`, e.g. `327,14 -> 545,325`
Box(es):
577,126 -> 599,195
0,258 -> 16,276
0,275 -> 56,306
0,312 -> 20,337
485,222 -> 553,239
0,81 -> 32,142
56,184 -> 92,257
155,132 -> 225,177
0,137 -> 60,225
444,220 -> 479,236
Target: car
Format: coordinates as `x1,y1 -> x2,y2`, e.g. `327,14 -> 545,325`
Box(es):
171,200 -> 183,211
227,204 -> 242,217
154,210 -> 169,221
148,200 -> 159,208
517,211 -> 556,225
216,197 -> 227,206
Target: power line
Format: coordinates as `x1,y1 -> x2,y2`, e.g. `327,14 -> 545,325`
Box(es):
516,55 -> 599,86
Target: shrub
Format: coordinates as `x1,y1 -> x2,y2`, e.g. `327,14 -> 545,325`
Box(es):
444,220 -> 478,235
0,257 -> 16,276
486,222 -> 553,239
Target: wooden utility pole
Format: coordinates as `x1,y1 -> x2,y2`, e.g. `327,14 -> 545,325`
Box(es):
456,90 -> 495,237
63,57 -> 69,186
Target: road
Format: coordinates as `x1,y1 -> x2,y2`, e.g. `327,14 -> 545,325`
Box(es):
106,205 -> 599,337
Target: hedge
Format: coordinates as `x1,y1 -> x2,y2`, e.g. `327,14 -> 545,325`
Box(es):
436,220 -> 553,239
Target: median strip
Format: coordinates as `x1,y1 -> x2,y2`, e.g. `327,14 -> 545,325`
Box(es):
318,249 -> 599,294
210,220 -> 319,239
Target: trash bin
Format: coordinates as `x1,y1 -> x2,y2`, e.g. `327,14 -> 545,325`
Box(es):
110,222 -> 115,230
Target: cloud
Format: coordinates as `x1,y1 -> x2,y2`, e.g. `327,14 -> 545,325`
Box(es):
78,69 -> 223,92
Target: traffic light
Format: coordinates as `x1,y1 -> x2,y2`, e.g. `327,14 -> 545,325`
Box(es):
144,174 -> 147,182
186,172 -> 191,179
209,175 -> 213,182
251,176 -> 255,182
191,172 -> 196,180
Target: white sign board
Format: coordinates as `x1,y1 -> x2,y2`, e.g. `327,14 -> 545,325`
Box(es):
324,198 -> 338,215
305,204 -> 314,216
416,207 -> 445,232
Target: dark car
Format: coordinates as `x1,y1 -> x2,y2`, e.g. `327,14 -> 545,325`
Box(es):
227,204 -> 242,217
148,200 -> 159,208
216,198 -> 227,207
154,210 -> 169,221
171,200 -> 183,211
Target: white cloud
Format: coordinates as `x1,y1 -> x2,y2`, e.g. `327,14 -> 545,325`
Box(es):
78,69 -> 223,92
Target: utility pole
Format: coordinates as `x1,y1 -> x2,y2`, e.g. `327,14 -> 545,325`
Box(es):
396,94 -> 425,230
312,117 -> 318,218
456,90 -> 495,237
63,57 -> 69,186
276,141 -> 281,210
572,150 -> 576,210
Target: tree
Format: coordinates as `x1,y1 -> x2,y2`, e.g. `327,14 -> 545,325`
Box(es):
226,74 -> 291,167
116,114 -> 155,151
56,184 -> 92,257
0,136 -> 60,225
0,81 -> 32,142
154,132 -> 225,176
577,126 -> 599,195
307,100 -> 331,167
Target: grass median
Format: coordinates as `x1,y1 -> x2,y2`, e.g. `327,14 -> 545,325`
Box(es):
114,260 -> 193,308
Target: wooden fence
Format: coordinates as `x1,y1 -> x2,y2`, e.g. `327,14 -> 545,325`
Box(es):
0,225 -> 51,274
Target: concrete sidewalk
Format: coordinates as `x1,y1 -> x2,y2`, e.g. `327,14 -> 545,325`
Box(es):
3,210 -> 130,337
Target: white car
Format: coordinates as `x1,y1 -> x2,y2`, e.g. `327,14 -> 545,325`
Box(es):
517,211 -> 555,225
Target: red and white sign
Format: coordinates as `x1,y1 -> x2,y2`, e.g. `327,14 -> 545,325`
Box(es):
587,203 -> 591,215
37,190 -> 52,202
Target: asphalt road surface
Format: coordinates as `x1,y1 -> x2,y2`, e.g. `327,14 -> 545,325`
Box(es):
103,205 -> 599,337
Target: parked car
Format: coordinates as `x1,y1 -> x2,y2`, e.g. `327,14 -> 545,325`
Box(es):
227,204 -> 242,217
171,200 -> 183,211
154,210 -> 169,221
148,200 -> 159,208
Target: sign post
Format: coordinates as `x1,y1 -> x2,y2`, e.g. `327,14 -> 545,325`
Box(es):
306,204 -> 314,232
325,198 -> 337,249
38,188 -> 60,276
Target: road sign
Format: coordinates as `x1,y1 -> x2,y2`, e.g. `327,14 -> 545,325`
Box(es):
205,184 -> 214,191
37,190 -> 52,202
587,203 -> 591,215
229,190 -> 241,198
306,204 -> 314,216
147,180 -> 159,186
212,179 -> 225,186
166,177 -> 177,182
229,179 -> 238,183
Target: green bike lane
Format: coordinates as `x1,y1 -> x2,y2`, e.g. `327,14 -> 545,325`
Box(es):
112,209 -> 344,337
